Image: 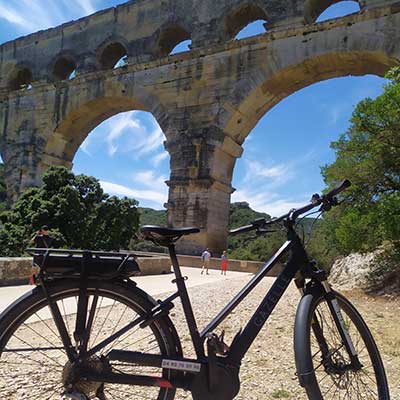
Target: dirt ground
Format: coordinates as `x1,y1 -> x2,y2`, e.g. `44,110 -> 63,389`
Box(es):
168,274 -> 400,399
0,272 -> 397,399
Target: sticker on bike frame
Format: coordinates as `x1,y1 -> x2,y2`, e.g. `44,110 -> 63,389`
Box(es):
162,359 -> 201,373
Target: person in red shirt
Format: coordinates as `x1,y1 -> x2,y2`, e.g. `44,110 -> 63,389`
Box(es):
221,250 -> 228,276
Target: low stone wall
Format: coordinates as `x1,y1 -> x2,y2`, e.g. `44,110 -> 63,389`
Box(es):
176,254 -> 281,276
129,251 -> 282,276
0,252 -> 281,286
0,255 -> 171,286
0,258 -> 32,285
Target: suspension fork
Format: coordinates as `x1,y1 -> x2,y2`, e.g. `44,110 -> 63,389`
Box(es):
296,270 -> 362,371
295,277 -> 331,359
320,281 -> 362,370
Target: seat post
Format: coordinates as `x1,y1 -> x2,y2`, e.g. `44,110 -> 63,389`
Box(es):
168,244 -> 205,359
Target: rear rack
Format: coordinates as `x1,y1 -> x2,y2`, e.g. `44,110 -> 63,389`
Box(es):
27,248 -> 141,279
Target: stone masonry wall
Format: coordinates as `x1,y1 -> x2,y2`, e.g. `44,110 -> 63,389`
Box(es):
0,0 -> 400,256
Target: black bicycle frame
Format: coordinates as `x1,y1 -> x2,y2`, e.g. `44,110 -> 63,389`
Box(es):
60,230 -> 311,387
38,226 -> 361,392
168,230 -> 310,366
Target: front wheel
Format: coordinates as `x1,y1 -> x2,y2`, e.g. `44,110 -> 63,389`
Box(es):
0,279 -> 182,400
294,290 -> 390,399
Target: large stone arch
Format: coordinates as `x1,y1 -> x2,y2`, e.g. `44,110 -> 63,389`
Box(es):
222,50 -> 398,144
1,1 -> 400,255
206,48 -> 399,253
40,85 -> 175,176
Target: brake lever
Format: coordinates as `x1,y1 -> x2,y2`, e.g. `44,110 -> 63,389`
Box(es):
320,195 -> 341,212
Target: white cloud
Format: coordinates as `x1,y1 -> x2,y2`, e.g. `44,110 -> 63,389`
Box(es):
85,111 -> 165,158
233,152 -> 319,217
103,112 -> 141,156
0,3 -> 38,30
137,125 -> 164,155
133,170 -> 167,190
232,188 -> 307,217
329,102 -> 350,125
151,151 -> 169,167
100,170 -> 169,208
74,0 -> 96,15
100,180 -> 167,207
80,137 -> 92,156
244,159 -> 290,181
0,0 -> 98,34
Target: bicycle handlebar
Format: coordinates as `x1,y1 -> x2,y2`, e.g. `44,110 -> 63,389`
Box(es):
229,180 -> 351,236
325,179 -> 351,200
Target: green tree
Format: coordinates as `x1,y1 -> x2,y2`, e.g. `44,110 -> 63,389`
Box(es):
322,67 -> 400,254
0,166 -> 140,256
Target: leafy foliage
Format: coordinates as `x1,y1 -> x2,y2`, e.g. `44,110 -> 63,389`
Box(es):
138,208 -> 167,226
128,208 -> 168,253
321,68 -> 400,255
227,202 -> 283,261
0,167 -> 139,256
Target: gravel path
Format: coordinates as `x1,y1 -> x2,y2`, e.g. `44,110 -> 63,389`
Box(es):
169,273 -> 399,399
0,272 -> 398,399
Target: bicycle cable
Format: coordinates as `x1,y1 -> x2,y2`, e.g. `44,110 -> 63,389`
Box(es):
295,210 -> 323,247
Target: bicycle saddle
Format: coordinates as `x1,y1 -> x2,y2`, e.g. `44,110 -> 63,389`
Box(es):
140,225 -> 200,239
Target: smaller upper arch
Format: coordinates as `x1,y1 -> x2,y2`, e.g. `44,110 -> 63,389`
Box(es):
304,0 -> 362,24
99,42 -> 128,69
96,37 -> 130,70
157,24 -> 191,56
52,53 -> 77,81
7,64 -> 34,91
225,3 -> 269,40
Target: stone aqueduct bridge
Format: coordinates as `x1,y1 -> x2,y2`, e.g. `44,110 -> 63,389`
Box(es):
0,0 -> 399,254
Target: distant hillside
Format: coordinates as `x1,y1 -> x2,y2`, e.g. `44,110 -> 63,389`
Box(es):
228,202 -> 270,229
134,202 -> 325,264
138,207 -> 167,226
133,202 -> 277,258
137,202 -> 270,229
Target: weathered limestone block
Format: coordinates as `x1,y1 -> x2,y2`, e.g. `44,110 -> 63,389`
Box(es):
0,258 -> 32,285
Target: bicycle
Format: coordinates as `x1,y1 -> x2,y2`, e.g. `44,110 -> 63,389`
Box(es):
0,180 -> 390,399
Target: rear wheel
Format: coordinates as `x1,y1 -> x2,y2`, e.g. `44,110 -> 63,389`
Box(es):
295,291 -> 389,399
0,280 -> 181,400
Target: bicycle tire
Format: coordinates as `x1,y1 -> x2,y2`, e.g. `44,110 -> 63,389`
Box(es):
294,290 -> 390,399
0,279 -> 182,400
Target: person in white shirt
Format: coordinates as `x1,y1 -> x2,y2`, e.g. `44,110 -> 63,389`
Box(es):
201,248 -> 211,275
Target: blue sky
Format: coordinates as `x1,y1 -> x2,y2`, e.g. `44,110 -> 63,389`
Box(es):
0,1 -> 386,216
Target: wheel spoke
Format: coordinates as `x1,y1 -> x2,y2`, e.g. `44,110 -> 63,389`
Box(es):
307,295 -> 386,399
0,285 -> 175,400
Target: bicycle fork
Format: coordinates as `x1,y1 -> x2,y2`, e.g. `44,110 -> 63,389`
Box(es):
319,281 -> 362,370
309,279 -> 362,373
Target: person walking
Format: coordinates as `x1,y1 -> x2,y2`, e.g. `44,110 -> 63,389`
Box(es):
221,250 -> 228,276
201,248 -> 211,275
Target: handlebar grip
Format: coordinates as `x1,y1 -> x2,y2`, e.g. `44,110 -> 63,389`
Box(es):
229,224 -> 255,235
326,179 -> 351,199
